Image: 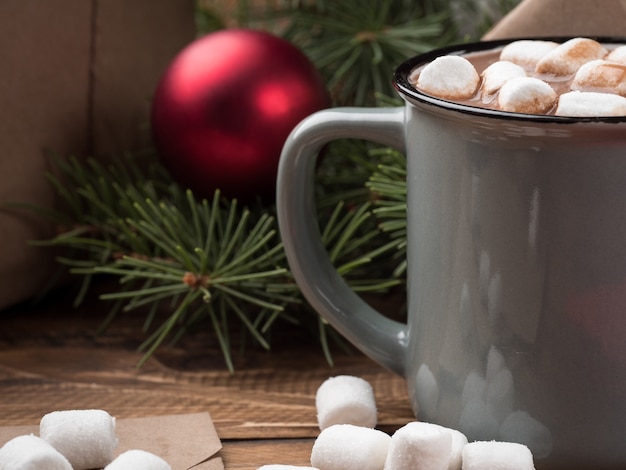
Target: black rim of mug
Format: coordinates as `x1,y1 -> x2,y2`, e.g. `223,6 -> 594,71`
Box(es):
393,36 -> 626,124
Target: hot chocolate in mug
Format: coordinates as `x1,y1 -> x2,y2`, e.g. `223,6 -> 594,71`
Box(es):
276,38 -> 626,468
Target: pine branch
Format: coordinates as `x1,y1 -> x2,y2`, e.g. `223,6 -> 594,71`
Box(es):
366,148 -> 408,278
22,156 -> 297,371
15,153 -> 405,369
276,0 -> 455,105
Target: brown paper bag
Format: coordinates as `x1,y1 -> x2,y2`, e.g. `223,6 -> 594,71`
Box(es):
484,0 -> 626,40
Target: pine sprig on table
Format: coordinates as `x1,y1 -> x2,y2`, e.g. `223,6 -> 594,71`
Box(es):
19,156 -> 295,370
18,154 -> 404,370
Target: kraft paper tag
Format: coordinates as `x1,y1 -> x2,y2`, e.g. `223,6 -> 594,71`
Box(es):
0,412 -> 223,470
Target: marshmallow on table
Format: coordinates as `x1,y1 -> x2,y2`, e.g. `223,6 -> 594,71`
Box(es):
316,375 -> 377,430
104,450 -> 172,470
310,424 -> 391,470
0,434 -> 72,470
415,55 -> 480,100
555,91 -> 626,117
383,422 -> 451,470
433,425 -> 467,470
499,40 -> 559,70
497,77 -> 557,114
40,409 -> 118,470
480,61 -> 526,96
461,441 -> 535,470
257,466 -> 319,470
571,59 -> 626,96
535,37 -> 607,76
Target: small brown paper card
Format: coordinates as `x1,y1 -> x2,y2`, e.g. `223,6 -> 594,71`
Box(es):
484,0 -> 626,40
0,413 -> 223,470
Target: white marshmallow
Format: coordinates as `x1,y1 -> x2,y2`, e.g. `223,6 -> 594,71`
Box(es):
535,37 -> 607,76
383,422 -> 451,470
461,441 -> 535,470
316,375 -> 377,430
310,424 -> 391,470
104,450 -> 172,470
416,55 -> 480,100
431,425 -> 468,470
481,61 -> 526,96
40,409 -> 118,470
497,77 -> 557,114
257,466 -> 319,470
0,434 -> 72,470
571,59 -> 626,96
555,91 -> 626,117
607,45 -> 626,65
499,40 -> 559,70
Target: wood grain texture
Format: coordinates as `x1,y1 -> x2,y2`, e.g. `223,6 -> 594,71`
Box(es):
0,288 -> 414,469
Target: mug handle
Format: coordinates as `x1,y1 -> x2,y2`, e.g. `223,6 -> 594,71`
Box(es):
276,106 -> 408,376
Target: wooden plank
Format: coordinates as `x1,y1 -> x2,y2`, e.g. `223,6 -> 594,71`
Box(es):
221,439 -> 315,470
0,347 -> 414,439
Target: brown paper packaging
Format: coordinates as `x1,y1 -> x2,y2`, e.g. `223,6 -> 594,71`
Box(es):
0,0 -> 195,309
484,0 -> 626,40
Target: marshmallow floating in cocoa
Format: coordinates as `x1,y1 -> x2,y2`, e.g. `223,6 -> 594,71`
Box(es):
481,61 -> 527,96
416,55 -> 480,100
571,59 -> 626,96
607,45 -> 626,65
497,76 -> 557,114
555,90 -> 626,116
499,40 -> 559,70
535,37 -> 607,76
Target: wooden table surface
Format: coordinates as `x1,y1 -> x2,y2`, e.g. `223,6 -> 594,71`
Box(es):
0,286 -> 414,469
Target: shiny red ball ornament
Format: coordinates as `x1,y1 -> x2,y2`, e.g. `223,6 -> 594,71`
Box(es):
151,29 -> 330,201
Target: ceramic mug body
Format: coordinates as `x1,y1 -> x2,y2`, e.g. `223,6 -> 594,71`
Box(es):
277,39 -> 626,468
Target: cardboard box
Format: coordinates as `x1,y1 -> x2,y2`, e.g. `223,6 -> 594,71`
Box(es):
0,1 -> 195,309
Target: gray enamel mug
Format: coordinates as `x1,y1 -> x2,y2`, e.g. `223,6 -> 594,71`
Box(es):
276,38 -> 626,469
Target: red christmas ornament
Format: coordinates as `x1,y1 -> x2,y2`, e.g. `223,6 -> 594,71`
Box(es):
151,28 -> 330,201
